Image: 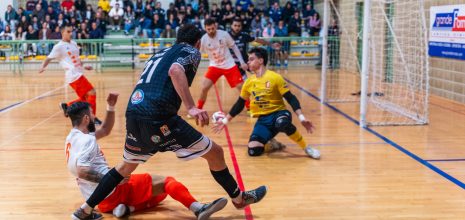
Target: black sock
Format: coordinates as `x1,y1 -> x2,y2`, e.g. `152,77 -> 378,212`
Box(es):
210,168 -> 241,198
86,168 -> 124,208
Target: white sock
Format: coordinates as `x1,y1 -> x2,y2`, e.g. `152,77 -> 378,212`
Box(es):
232,192 -> 243,204
80,203 -> 93,214
189,201 -> 204,212
112,204 -> 134,217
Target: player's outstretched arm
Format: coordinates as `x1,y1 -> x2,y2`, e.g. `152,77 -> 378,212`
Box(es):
95,93 -> 119,140
169,63 -> 209,127
212,96 -> 246,133
283,91 -> 314,133
39,58 -> 54,74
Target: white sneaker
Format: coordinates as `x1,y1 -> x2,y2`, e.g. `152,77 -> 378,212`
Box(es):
305,145 -> 320,159
112,204 -> 130,218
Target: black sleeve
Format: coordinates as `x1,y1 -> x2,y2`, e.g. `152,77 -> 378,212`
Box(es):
283,91 -> 301,112
229,97 -> 246,117
175,46 -> 201,74
244,33 -> 255,43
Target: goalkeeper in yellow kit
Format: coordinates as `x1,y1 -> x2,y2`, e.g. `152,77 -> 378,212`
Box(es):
213,47 -> 320,159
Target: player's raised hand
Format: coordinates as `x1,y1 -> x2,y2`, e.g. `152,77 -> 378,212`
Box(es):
188,107 -> 209,127
107,92 -> 119,107
301,120 -> 314,134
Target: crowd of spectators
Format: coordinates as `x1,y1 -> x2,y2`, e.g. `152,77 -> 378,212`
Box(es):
0,0 -> 324,56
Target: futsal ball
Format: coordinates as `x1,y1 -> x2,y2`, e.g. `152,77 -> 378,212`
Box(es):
212,111 -> 226,123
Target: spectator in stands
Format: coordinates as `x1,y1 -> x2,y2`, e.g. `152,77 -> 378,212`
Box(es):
274,20 -> 290,68
251,14 -> 262,37
246,4 -> 259,21
25,25 -> 39,56
166,3 -> 177,18
262,22 -> 275,38
0,21 -> 4,37
261,13 -> 273,30
98,0 -> 111,14
167,13 -> 178,29
302,4 -> 316,23
93,12 -> 108,35
89,21 -> 104,39
46,6 -> 58,21
70,6 -> 84,23
328,19 -> 340,69
154,2 -> 166,23
288,11 -> 302,36
62,0 -> 74,11
134,0 -> 144,19
77,22 -> 89,39
44,14 -> 56,30
161,23 -> 176,38
282,2 -> 294,23
303,0 -> 314,8
210,3 -> 221,23
236,0 -> 252,11
123,0 -> 134,11
50,0 -> 61,14
109,3 -> 124,31
4,5 -> 18,32
269,2 -> 282,25
235,5 -> 245,18
83,4 -> 95,21
177,12 -> 188,27
198,0 -> 209,16
186,4 -> 197,21
38,22 -> 52,55
0,25 -> 14,40
75,0 -> 87,12
174,0 -> 185,9
17,8 -> 25,21
123,6 -> 135,35
140,4 -> 154,37
146,0 -> 155,7
15,26 -> 26,42
220,0 -> 232,10
19,15 -> 30,32
152,13 -> 164,38
222,3 -> 235,29
110,0 -> 123,8
31,16 -> 40,31
192,15 -> 202,30
308,13 -> 320,36
50,25 -> 62,39
25,0 -> 37,16
255,0 -> 267,11
57,13 -> 68,28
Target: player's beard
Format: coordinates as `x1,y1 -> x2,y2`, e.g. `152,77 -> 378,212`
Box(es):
88,120 -> 96,133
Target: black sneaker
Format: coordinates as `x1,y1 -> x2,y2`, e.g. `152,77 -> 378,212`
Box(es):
60,103 -> 68,117
94,117 -> 102,125
71,208 -> 103,220
195,197 -> 228,220
232,186 -> 267,209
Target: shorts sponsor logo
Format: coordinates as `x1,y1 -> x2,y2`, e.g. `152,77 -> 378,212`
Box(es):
160,125 -> 171,136
166,144 -> 183,152
151,135 -> 161,143
127,133 -> 137,142
131,89 -> 144,104
125,143 -> 141,151
160,139 -> 176,147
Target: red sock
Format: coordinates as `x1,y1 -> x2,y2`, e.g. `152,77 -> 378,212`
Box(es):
86,95 -> 97,115
197,100 -> 205,109
164,176 -> 197,209
245,99 -> 250,110
67,98 -> 83,107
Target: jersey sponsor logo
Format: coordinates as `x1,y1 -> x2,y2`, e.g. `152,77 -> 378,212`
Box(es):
160,138 -> 177,147
131,89 -> 144,104
127,133 -> 138,142
151,135 -> 161,144
160,125 -> 171,136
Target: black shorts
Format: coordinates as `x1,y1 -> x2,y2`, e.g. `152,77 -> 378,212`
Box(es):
249,110 -> 292,144
123,115 -> 212,163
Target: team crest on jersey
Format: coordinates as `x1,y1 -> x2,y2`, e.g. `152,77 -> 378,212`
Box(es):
131,89 -> 144,104
151,135 -> 161,143
265,81 -> 271,88
160,125 -> 171,136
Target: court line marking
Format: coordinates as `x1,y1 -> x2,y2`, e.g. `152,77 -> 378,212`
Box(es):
0,101 -> 24,113
213,84 -> 254,220
426,159 -> 465,162
284,77 -> 465,190
0,85 -> 66,116
0,110 -> 62,147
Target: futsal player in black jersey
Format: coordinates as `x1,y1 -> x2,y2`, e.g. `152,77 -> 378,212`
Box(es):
71,24 -> 267,220
229,18 -> 279,78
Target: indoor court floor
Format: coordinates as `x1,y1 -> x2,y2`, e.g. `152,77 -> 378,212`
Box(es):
1,66 -> 465,219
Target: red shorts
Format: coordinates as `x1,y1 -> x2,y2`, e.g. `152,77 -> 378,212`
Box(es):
98,173 -> 167,213
69,75 -> 94,98
205,66 -> 243,88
